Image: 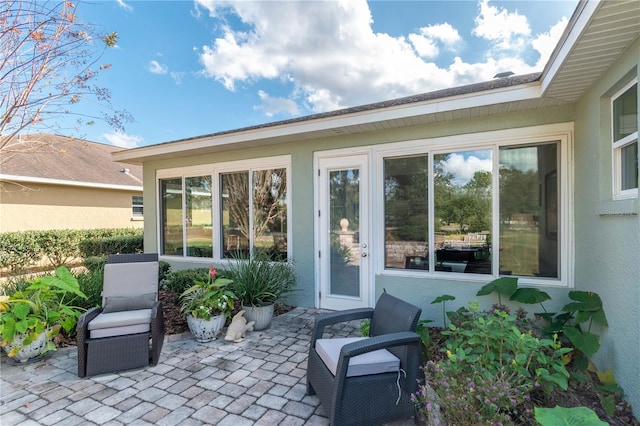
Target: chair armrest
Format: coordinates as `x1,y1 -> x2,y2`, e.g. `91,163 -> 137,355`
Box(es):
334,331 -> 422,380
76,306 -> 102,378
150,301 -> 164,365
311,308 -> 374,344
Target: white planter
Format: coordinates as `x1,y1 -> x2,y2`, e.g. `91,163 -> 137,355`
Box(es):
3,330 -> 49,362
187,314 -> 225,343
242,304 -> 274,331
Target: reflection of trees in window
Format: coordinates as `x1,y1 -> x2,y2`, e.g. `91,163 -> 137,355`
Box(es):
221,169 -> 287,260
384,156 -> 428,269
329,169 -> 359,232
160,178 -> 183,256
186,176 -> 212,258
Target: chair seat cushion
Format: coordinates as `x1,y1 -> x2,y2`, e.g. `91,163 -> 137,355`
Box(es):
315,337 -> 400,377
88,309 -> 152,339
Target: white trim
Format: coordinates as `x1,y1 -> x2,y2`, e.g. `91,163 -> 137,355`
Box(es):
611,78 -> 638,199
372,123 -> 574,288
0,174 -> 142,192
155,156 -> 292,261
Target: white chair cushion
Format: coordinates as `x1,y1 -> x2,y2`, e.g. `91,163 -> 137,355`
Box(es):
88,309 -> 152,339
315,337 -> 400,377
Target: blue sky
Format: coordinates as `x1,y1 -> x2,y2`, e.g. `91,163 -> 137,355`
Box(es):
70,0 -> 579,148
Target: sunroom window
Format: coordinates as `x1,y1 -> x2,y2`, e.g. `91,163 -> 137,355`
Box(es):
158,160 -> 289,261
612,79 -> 638,198
383,141 -> 561,281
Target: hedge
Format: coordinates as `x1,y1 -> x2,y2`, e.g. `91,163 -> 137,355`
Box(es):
0,228 -> 143,274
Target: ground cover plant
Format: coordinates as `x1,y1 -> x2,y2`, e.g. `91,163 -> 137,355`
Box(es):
412,278 -> 638,425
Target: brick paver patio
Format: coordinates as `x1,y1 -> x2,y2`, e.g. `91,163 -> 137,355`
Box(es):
1,308 -> 415,425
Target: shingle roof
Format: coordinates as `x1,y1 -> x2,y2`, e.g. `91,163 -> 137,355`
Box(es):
0,133 -> 142,188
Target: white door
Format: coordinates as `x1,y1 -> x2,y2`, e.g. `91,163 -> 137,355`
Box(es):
317,155 -> 371,310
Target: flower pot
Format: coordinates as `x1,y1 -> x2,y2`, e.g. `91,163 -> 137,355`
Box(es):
242,304 -> 274,331
2,330 -> 49,362
187,314 -> 225,343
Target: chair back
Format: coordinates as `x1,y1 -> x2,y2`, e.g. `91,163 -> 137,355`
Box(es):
369,291 -> 421,337
102,255 -> 159,305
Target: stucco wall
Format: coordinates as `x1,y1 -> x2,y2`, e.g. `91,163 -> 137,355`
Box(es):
572,38 -> 640,416
0,182 -> 143,231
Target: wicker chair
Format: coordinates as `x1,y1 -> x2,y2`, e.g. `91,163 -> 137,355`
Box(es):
306,291 -> 422,425
77,253 -> 164,377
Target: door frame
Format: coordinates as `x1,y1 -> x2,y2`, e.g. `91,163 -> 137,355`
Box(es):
314,149 -> 373,310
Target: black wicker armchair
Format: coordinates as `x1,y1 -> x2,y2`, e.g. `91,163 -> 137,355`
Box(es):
306,291 -> 422,425
77,253 -> 164,377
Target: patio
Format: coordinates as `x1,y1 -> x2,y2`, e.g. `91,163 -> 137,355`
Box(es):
0,308 -> 416,425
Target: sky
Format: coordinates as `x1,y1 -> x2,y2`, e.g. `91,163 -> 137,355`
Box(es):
68,0 -> 579,149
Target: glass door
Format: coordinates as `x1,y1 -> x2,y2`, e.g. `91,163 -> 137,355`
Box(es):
317,155 -> 370,310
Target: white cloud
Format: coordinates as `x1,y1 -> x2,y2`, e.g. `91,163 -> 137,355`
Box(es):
473,0 -> 530,51
194,0 -> 565,117
438,152 -> 493,185
532,17 -> 569,68
116,0 -> 133,13
148,60 -> 168,75
254,90 -> 300,117
103,131 -> 143,149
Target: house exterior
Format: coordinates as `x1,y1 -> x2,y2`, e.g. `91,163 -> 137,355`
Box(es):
113,0 -> 639,415
0,134 -> 144,232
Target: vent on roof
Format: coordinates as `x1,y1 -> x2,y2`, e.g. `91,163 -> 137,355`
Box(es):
121,168 -> 130,174
493,71 -> 514,78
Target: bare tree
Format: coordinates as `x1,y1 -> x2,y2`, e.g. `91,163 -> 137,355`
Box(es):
0,0 -> 130,159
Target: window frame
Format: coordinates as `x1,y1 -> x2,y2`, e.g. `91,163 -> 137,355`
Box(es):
156,156 -> 291,262
611,78 -> 638,200
131,195 -> 144,219
374,123 -> 573,288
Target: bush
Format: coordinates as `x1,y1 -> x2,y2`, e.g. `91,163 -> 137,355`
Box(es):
78,234 -> 143,258
73,269 -> 104,310
84,256 -> 108,273
164,268 -> 211,293
0,231 -> 42,274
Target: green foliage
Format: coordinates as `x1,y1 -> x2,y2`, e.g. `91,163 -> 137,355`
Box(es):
360,319 -> 370,337
73,269 -> 104,310
227,255 -> 297,306
158,261 -> 171,282
78,234 -> 143,258
180,268 -> 235,320
165,268 -> 211,293
0,228 -> 143,275
83,256 -> 108,273
0,267 -> 86,359
415,319 -> 433,361
477,277 -> 608,372
534,406 -> 607,426
431,294 -> 455,327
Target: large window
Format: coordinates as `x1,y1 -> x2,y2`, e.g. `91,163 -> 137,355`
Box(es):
383,140 -> 562,282
158,158 -> 289,261
612,79 -> 638,198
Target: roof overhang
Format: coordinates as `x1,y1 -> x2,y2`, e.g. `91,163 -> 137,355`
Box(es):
0,174 -> 142,192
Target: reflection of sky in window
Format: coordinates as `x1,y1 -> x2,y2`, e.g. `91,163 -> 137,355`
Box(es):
499,147 -> 538,172
437,150 -> 492,186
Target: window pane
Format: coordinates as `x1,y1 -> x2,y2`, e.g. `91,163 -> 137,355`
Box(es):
132,195 -> 143,217
384,155 -> 429,270
186,176 -> 213,258
434,150 -> 492,274
621,141 -> 638,191
499,144 -> 558,278
220,172 -> 250,258
160,178 -> 183,256
614,83 -> 637,141
253,169 -> 288,261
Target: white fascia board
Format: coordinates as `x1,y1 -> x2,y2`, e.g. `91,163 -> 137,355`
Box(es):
541,0 -> 601,95
112,81 -> 542,163
0,174 -> 142,192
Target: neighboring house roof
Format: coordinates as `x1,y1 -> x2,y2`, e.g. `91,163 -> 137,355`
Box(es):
113,0 -> 640,165
0,133 -> 143,191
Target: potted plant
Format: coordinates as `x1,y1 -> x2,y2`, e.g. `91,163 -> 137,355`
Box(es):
0,266 -> 86,362
180,267 -> 235,343
228,255 -> 296,330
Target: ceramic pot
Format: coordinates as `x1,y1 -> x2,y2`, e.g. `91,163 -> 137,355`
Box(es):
3,330 -> 49,362
187,314 -> 225,343
242,304 -> 274,331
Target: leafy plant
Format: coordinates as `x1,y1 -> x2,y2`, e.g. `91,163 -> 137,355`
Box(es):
0,266 -> 87,358
180,268 -> 235,320
360,319 -> 370,337
164,268 -> 211,293
227,254 -> 296,306
431,294 -> 455,327
534,406 -> 607,426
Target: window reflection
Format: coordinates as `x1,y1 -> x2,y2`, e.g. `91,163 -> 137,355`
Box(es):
185,176 -> 213,258
160,178 -> 183,256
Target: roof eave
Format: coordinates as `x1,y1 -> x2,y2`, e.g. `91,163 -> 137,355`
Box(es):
0,174 -> 143,192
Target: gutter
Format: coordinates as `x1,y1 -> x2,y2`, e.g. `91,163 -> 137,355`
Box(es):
0,174 -> 143,192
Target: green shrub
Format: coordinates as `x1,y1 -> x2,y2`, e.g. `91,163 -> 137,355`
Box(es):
164,268 -> 211,293
84,256 -> 108,273
0,231 -> 42,274
72,269 -> 104,310
158,261 -> 171,282
78,235 -> 143,258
